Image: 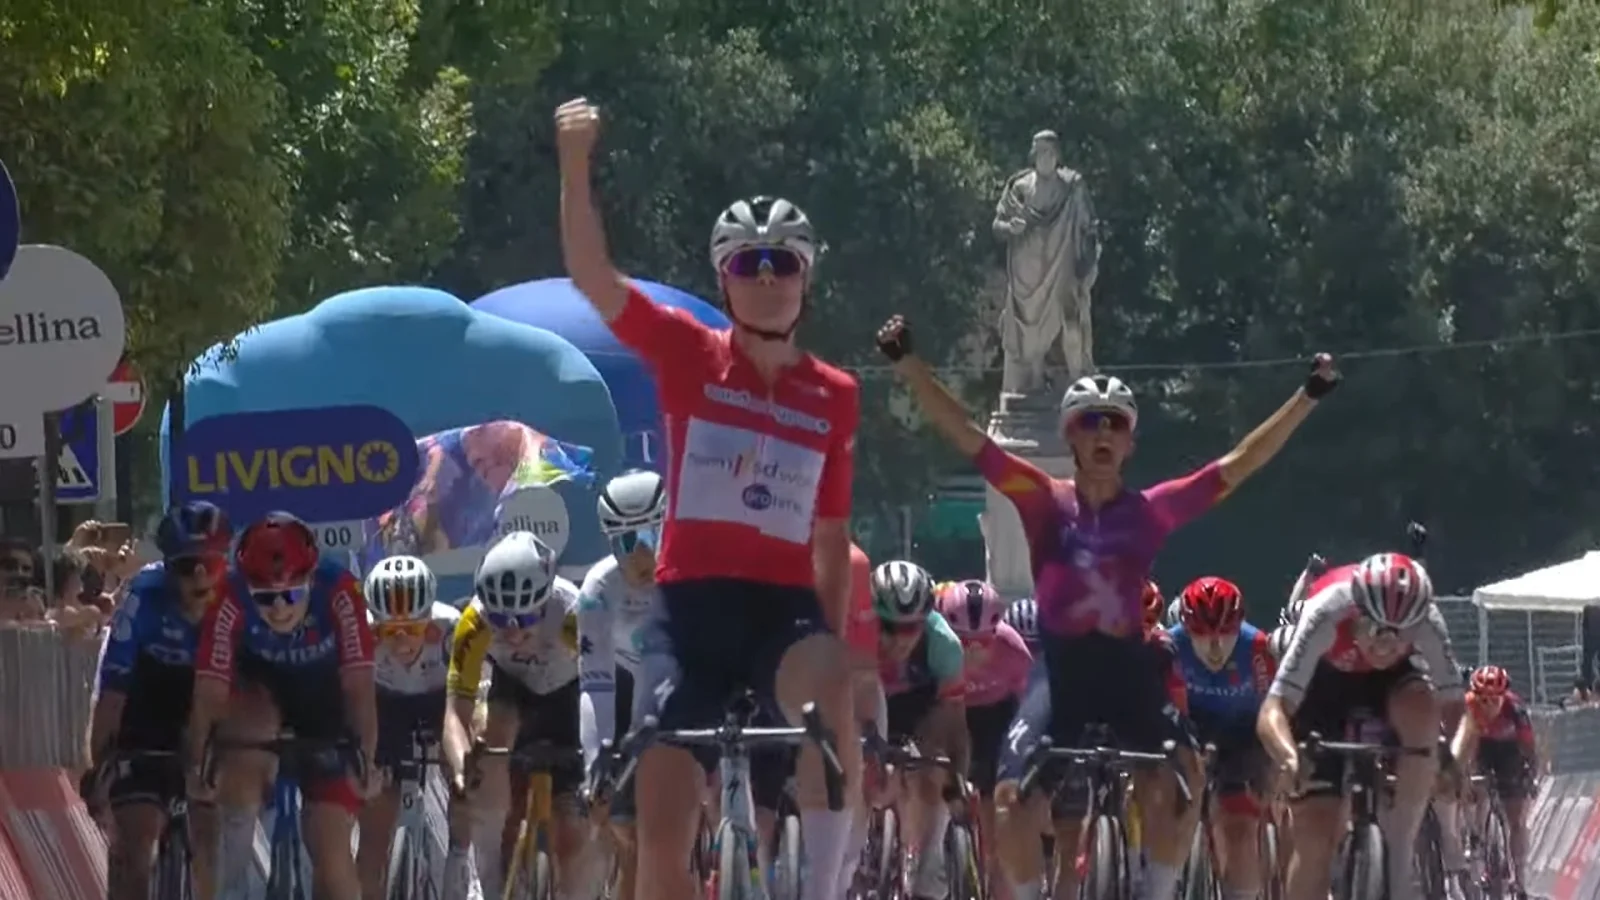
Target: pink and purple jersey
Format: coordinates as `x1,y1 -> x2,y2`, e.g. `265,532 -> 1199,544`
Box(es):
976,439 -> 1223,639
958,622 -> 1033,707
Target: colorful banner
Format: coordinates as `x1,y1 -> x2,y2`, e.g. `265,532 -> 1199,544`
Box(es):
357,420 -> 593,586
172,405 -> 419,524
1525,773 -> 1600,900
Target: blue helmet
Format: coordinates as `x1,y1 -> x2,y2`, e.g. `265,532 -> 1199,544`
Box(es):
155,501 -> 232,560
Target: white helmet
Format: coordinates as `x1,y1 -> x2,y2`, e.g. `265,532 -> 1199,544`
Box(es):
1349,552 -> 1433,630
709,196 -> 819,271
364,555 -> 437,622
475,531 -> 556,616
1002,597 -> 1038,641
597,469 -> 666,535
1059,374 -> 1138,430
870,561 -> 935,624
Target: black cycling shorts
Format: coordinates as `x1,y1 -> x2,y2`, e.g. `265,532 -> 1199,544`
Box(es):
637,578 -> 829,774
487,670 -> 584,796
375,688 -> 448,772
887,682 -> 940,743
1191,713 -> 1267,814
108,659 -> 193,809
1476,739 -> 1534,800
1290,659 -> 1427,796
997,633 -> 1187,817
967,696 -> 1021,795
235,655 -> 357,806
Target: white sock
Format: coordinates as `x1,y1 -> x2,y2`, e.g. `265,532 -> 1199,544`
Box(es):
1436,799 -> 1466,870
1009,879 -> 1044,900
1379,801 -> 1426,900
1223,889 -> 1256,900
442,843 -> 482,900
215,806 -> 258,899
836,810 -> 869,898
800,808 -> 852,900
471,808 -> 508,900
1138,861 -> 1181,900
913,803 -> 953,897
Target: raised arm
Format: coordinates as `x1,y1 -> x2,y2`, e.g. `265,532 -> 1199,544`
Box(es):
876,315 -> 988,459
555,98 -> 629,320
1216,354 -> 1339,494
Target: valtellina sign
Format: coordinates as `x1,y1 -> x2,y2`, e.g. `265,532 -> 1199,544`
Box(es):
173,405 -> 419,524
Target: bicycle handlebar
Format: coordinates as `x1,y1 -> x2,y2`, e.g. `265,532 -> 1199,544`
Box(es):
860,722 -> 970,802
592,701 -> 845,812
470,739 -> 585,772
1016,735 -> 1191,811
1297,732 -> 1436,759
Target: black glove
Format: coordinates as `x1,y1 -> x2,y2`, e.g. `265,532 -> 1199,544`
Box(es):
1304,353 -> 1340,399
1406,521 -> 1428,556
876,315 -> 913,362
1305,553 -> 1327,577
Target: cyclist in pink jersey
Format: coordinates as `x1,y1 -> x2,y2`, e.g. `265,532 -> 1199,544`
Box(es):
557,98 -> 860,900
877,313 -> 1338,900
938,580 -> 1032,900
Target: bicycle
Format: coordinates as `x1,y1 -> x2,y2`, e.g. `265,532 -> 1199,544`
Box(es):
598,695 -> 845,900
204,731 -> 363,900
1464,773 -> 1516,900
469,738 -> 586,900
88,748 -> 197,900
1179,744 -> 1221,900
1016,724 -> 1192,900
1297,731 -> 1434,900
857,724 -> 986,900
385,726 -> 449,900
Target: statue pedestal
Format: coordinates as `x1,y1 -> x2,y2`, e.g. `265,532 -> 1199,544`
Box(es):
982,391 -> 1072,601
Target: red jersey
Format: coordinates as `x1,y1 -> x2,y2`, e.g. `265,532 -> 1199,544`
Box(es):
608,285 -> 859,587
196,560 -> 374,684
1468,689 -> 1535,747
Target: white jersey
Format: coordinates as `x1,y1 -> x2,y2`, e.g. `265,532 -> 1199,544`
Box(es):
1268,578 -> 1465,709
577,555 -> 664,769
370,601 -> 460,695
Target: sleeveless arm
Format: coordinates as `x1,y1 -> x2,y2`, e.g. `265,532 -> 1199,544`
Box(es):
577,572 -> 618,771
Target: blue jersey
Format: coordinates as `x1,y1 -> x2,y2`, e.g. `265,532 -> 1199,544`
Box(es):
197,558 -> 374,681
1169,621 -> 1274,727
98,563 -> 203,692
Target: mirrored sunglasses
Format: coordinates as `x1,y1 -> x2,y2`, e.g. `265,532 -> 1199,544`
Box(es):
609,526 -> 661,557
1070,410 -> 1132,433
486,609 -> 543,630
723,247 -> 805,279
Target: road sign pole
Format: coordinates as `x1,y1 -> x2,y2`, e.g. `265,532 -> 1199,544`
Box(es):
95,393 -> 116,521
36,412 -> 58,600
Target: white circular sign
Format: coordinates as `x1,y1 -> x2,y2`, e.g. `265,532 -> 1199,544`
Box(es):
494,485 -> 570,559
0,245 -> 126,414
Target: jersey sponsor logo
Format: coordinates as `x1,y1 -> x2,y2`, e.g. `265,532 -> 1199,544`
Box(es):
209,600 -> 239,672
676,419 -> 825,543
332,589 -> 364,663
702,384 -> 832,435
253,631 -> 337,665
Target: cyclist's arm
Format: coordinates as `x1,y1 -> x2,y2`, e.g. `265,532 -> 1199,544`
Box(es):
188,592 -> 245,768
1413,606 -> 1466,727
89,596 -> 142,760
1259,593 -> 1341,763
332,574 -> 379,766
927,614 -> 971,771
1214,383 -> 1318,496
577,575 -> 617,772
1449,709 -> 1480,769
443,611 -> 488,782
813,384 -> 860,634
894,355 -> 988,458
558,137 -> 628,319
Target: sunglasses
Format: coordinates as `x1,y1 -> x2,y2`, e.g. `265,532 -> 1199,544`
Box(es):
169,555 -> 220,578
722,247 -> 805,279
1069,410 -> 1132,433
609,526 -> 661,557
375,619 -> 431,639
253,587 -> 309,609
485,609 -> 543,630
880,618 -> 925,637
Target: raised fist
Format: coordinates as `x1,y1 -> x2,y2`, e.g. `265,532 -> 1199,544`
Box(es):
554,97 -> 602,161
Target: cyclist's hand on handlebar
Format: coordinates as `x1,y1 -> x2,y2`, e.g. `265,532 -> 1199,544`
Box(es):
876,315 -> 914,363
186,764 -> 215,804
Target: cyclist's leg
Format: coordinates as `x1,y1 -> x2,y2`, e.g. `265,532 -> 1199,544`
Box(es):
767,584 -> 858,900
609,667 -> 641,900
281,666 -> 363,900
1382,665 -> 1440,900
518,678 -> 591,897
968,695 -> 1021,900
107,762 -> 170,900
635,583 -> 725,900
213,664 -> 282,895
836,668 -> 888,898
469,665 -> 526,899
1284,663 -> 1358,900
905,685 -> 964,898
357,688 -> 423,900
1210,729 -> 1268,900
1492,748 -> 1533,891
994,655 -> 1055,900
748,730 -> 794,879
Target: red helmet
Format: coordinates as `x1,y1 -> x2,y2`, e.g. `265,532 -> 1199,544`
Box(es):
1350,553 -> 1433,630
1180,577 -> 1244,634
937,579 -> 1005,637
235,512 -> 319,592
1141,580 -> 1165,630
1471,665 -> 1509,698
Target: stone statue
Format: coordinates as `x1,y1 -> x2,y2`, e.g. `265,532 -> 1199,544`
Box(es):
992,130 -> 1101,395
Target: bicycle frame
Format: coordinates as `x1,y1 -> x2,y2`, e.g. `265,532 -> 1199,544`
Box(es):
472,739 -> 583,900
714,744 -> 766,899
391,729 -> 445,900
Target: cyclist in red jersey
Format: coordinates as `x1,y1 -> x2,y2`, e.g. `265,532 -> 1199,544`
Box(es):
877,314 -> 1335,900
556,98 -> 862,900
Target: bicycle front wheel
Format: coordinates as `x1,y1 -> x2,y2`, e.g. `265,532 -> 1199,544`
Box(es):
1415,806 -> 1448,900
772,814 -> 803,900
151,835 -> 193,900
716,822 -> 758,900
945,821 -> 982,900
1334,822 -> 1386,900
1481,804 -> 1512,899
1259,818 -> 1285,900
1082,815 -> 1128,900
1181,823 -> 1220,900
385,828 -> 418,900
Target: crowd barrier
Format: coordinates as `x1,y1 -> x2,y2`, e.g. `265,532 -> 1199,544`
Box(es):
1528,773 -> 1600,900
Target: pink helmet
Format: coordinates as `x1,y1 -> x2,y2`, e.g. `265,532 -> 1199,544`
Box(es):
938,579 -> 1005,637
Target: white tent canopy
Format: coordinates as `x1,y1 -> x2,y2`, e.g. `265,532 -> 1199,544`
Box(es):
1472,550 -> 1600,613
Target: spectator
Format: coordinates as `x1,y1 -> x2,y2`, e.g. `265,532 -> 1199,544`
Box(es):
51,546 -> 88,608
0,577 -> 46,623
1,537 -> 42,588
